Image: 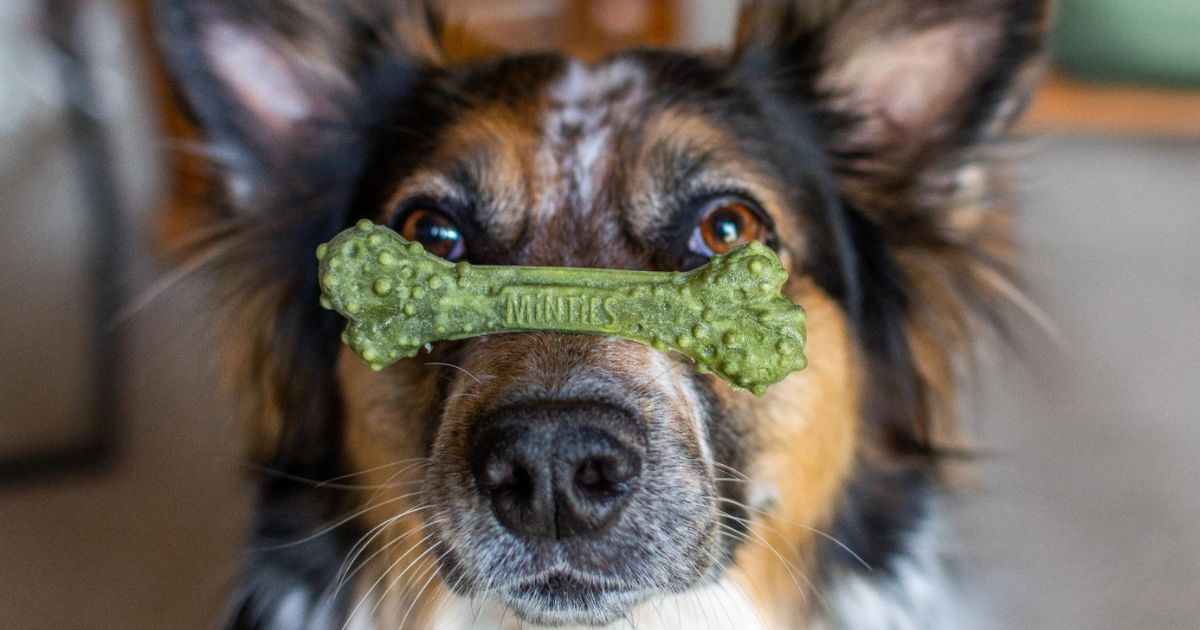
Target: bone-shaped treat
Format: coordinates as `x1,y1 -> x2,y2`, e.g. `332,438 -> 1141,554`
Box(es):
317,220 -> 807,394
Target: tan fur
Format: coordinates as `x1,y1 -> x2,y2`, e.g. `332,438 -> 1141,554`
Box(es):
219,263 -> 305,462
387,105 -> 540,243
702,280 -> 860,626
626,109 -> 808,262
337,350 -> 444,626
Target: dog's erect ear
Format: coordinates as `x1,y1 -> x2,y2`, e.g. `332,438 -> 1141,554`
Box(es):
156,0 -> 441,205
735,1 -> 1051,459
735,0 -> 1049,213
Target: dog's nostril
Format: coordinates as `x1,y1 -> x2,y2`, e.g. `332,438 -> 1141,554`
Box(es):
575,458 -> 605,489
467,401 -> 645,540
480,458 -> 520,491
574,454 -> 637,497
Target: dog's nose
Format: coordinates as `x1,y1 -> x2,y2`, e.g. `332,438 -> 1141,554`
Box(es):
468,401 -> 645,540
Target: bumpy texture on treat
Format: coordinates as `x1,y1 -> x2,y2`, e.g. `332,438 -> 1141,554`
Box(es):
318,220 -> 807,394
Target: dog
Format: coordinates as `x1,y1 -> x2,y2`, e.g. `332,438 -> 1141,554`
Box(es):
156,0 -> 1049,627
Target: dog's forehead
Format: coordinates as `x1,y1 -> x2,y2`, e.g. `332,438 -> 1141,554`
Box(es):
390,58 -> 688,240
531,58 -> 645,218
543,58 -> 646,139
387,54 -> 793,267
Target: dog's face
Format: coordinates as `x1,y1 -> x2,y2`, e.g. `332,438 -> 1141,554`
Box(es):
332,54 -> 861,625
159,1 -> 1046,627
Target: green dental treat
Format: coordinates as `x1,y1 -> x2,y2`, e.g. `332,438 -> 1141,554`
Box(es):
318,220 -> 807,394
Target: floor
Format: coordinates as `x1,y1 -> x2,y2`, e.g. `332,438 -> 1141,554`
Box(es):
1,133 -> 1198,629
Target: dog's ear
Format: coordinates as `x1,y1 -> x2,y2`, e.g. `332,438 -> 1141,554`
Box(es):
734,0 -> 1049,215
735,1 -> 1050,457
155,0 -> 441,207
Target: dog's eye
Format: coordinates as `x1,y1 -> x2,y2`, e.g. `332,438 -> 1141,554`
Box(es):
688,197 -> 767,257
398,208 -> 465,261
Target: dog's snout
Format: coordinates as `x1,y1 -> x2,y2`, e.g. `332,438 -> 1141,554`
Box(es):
468,401 -> 645,540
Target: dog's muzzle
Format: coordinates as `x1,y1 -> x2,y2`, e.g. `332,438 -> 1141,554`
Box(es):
427,334 -> 721,625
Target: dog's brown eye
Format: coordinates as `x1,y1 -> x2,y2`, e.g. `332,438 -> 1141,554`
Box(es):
689,199 -> 767,257
399,209 -> 465,261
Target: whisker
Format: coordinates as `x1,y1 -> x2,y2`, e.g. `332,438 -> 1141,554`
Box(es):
335,513 -> 416,591
357,460 -> 435,512
710,461 -> 756,482
246,458 -> 432,490
715,496 -> 871,571
424,549 -> 475,628
694,548 -> 740,629
712,568 -> 771,630
709,460 -> 873,571
424,361 -> 484,385
471,549 -> 503,626
314,458 -> 433,489
647,592 -> 669,629
112,220 -> 255,327
251,492 -> 424,552
342,531 -> 441,630
315,516 -> 437,616
366,540 -> 444,628
333,508 -> 440,595
715,520 -> 809,605
443,391 -> 482,404
397,547 -> 452,629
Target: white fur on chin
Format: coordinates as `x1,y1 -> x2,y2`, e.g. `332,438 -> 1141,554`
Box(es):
427,575 -> 767,630
421,513 -> 961,629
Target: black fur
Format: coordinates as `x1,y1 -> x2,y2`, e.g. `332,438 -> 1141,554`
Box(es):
229,482 -> 359,630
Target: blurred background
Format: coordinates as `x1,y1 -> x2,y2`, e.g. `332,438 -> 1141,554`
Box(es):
1,1 -> 1197,628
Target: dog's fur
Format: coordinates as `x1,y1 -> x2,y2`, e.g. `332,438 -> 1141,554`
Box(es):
156,1 -> 1049,627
